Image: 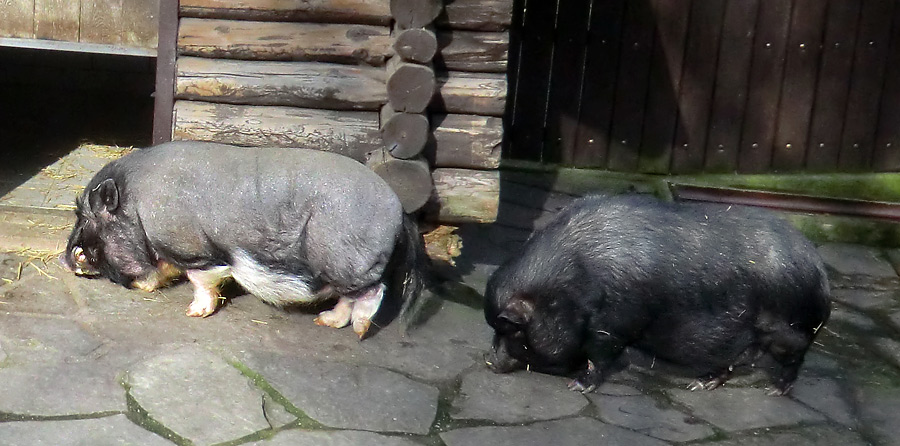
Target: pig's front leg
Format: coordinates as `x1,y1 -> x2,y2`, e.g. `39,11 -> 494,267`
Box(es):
131,261 -> 183,292
350,283 -> 385,339
568,329 -> 628,393
185,266 -> 232,317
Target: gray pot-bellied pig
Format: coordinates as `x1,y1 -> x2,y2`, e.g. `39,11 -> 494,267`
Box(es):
484,194 -> 830,395
60,141 -> 429,338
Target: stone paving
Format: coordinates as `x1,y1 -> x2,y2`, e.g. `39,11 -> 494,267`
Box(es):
1,223 -> 900,445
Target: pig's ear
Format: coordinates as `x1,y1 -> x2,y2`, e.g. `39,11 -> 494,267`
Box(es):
89,178 -> 120,214
498,294 -> 534,329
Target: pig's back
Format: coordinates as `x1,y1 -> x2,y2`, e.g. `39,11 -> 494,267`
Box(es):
117,142 -> 403,268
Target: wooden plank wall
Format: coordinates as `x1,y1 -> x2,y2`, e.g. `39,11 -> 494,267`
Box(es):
506,0 -> 900,173
0,0 -> 158,49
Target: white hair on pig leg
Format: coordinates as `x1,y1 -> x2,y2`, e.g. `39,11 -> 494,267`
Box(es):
185,265 -> 232,317
314,297 -> 354,329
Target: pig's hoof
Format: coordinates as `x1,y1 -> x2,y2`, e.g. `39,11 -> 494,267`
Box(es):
186,299 -> 217,317
688,377 -> 725,392
567,379 -> 597,394
352,318 -> 372,340
767,384 -> 793,396
132,280 -> 159,292
314,309 -> 352,329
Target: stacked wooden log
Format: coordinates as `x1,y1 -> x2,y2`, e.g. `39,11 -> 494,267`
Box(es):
170,0 -> 512,224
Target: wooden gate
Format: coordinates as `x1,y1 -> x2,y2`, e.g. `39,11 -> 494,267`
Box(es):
505,0 -> 900,174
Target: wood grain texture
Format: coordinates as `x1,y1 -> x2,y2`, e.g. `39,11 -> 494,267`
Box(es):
179,0 -> 391,25
393,26 -> 437,63
172,100 -> 380,160
772,0 -> 827,171
391,0 -> 442,29
737,0 -> 791,173
380,104 -> 429,159
704,0 -> 758,172
807,0 -> 862,171
387,56 -> 436,113
175,56 -> 387,110
431,71 -> 507,116
436,30 -> 508,73
178,18 -> 393,66
34,0 -> 79,41
430,113 -> 502,169
436,0 -> 513,31
80,0 -> 159,48
838,0 -> 894,170
366,150 -> 433,212
430,168 -> 499,224
0,0 -> 35,38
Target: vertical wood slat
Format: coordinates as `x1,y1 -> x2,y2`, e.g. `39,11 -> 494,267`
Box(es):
704,0 -> 758,173
638,0 -> 691,174
670,0 -> 727,173
546,0 -> 591,165
873,4 -> 900,170
806,0 -> 862,171
505,0 -> 559,162
772,0 -> 827,171
606,0 -> 655,171
34,0 -> 80,41
838,0 -> 895,170
0,0 -> 36,38
153,0 -> 179,144
572,0 -> 626,167
738,0 -> 792,173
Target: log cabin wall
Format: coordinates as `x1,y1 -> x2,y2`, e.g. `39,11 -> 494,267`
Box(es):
167,0 -> 512,224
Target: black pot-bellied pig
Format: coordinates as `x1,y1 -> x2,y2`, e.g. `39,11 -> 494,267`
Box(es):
60,141 -> 428,338
484,194 -> 830,395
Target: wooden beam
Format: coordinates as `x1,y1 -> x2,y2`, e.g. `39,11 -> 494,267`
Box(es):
178,18 -> 393,66
431,71 -> 507,116
430,114 -> 502,169
175,57 -> 387,110
172,100 -> 380,160
436,30 -> 508,73
179,0 -> 391,26
429,168 -> 499,224
366,149 -> 433,213
390,0 -> 442,29
436,0 -> 513,32
380,104 -> 429,159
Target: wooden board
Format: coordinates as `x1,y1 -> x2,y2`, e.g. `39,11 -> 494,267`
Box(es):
873,3 -> 900,171
504,0 -> 557,161
703,0 -> 758,172
838,0 -> 894,170
606,0 -> 655,171
436,30 -> 509,73
179,0 -> 391,25
670,0 -> 726,173
175,57 -> 387,110
430,168 -> 499,224
172,100 -> 380,160
545,0 -> 590,165
637,0 -> 690,173
437,0 -> 513,32
34,0 -> 79,41
771,0 -> 827,171
80,0 -> 159,48
737,0 -> 791,173
805,1 -> 861,171
430,113 -> 503,169
0,0 -> 35,38
571,0 -> 626,167
431,71 -> 507,116
178,18 -> 393,66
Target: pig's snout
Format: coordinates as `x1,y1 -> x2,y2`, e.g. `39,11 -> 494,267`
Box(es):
60,246 -> 99,276
484,346 -> 525,373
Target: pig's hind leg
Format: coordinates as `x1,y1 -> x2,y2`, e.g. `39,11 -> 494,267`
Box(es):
185,266 -> 232,317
